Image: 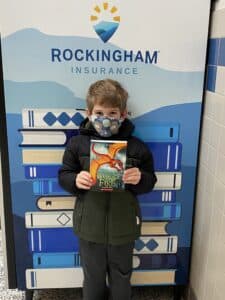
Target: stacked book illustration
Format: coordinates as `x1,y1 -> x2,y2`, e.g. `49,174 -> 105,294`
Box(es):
21,110 -> 182,288
20,108 -> 86,289
133,123 -> 182,284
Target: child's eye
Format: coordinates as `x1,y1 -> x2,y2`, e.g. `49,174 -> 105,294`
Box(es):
95,111 -> 103,116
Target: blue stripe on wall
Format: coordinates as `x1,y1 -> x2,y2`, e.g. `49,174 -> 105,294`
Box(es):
218,38 -> 225,66
207,38 -> 220,65
206,65 -> 217,92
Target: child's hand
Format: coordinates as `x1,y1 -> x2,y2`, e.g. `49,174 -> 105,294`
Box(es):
122,167 -> 141,185
76,171 -> 93,189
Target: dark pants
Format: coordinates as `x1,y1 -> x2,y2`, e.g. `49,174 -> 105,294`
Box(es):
79,239 -> 134,300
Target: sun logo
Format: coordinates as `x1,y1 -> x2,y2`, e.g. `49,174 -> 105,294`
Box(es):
90,2 -> 120,43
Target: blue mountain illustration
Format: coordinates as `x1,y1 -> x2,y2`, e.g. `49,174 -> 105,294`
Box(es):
94,21 -> 119,43
1,29 -> 204,115
4,80 -> 85,112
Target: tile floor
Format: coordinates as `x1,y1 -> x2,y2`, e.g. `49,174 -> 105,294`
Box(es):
32,286 -> 174,300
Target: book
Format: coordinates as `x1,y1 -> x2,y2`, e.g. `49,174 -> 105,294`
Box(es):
33,180 -> 69,195
25,211 -> 73,228
25,211 -> 170,234
27,205 -> 178,254
90,139 -> 127,191
26,268 -> 175,289
138,191 -> 176,203
22,148 -> 64,165
22,108 -> 85,129
26,170 -> 182,193
37,196 -> 76,210
140,203 -> 181,221
134,236 -> 178,254
133,123 -> 179,142
25,212 -> 170,234
141,221 -> 168,235
28,228 -> 79,252
131,269 -> 176,285
146,142 -> 182,171
19,129 -> 78,146
24,165 -> 61,179
33,252 -> 176,270
26,268 -> 83,289
33,252 -> 81,269
133,254 -> 177,270
154,172 -> 182,190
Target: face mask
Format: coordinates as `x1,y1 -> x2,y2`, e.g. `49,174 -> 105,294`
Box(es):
90,115 -> 123,137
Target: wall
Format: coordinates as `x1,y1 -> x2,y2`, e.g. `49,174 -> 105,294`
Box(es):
0,0 -> 217,292
0,159 -> 1,212
188,1 -> 225,300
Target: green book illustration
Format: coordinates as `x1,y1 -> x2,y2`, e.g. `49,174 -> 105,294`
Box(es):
90,139 -> 127,191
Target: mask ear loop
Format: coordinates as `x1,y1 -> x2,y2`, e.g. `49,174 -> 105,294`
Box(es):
120,109 -> 128,121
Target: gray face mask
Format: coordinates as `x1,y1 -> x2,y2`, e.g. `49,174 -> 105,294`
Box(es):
90,115 -> 123,137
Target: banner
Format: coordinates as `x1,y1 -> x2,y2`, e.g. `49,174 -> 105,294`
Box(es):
0,0 -> 210,290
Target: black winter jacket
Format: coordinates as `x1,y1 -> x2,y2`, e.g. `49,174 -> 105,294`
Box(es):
58,118 -> 157,245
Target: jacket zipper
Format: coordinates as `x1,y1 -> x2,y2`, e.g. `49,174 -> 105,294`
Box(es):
105,194 -> 110,244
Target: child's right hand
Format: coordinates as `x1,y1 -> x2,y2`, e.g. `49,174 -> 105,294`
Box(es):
76,171 -> 93,190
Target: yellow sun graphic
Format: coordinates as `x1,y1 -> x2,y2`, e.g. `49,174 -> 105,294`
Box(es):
90,2 -> 120,23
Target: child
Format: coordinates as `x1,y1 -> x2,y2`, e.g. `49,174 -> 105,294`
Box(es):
58,79 -> 157,300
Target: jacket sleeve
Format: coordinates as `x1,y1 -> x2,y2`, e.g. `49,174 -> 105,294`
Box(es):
58,138 -> 83,195
126,140 -> 157,195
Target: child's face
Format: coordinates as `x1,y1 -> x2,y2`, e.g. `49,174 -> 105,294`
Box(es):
88,104 -> 126,120
87,104 -> 127,137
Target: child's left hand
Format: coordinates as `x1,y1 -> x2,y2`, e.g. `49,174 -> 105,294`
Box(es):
122,167 -> 141,185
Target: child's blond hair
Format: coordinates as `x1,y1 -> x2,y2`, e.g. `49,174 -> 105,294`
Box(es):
86,79 -> 128,113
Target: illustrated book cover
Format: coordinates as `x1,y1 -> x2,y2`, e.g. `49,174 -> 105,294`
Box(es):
90,139 -> 127,191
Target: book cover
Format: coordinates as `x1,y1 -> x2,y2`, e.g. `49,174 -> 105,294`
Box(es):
138,191 -> 176,203
22,108 -> 85,129
37,196 -> 76,211
33,179 -> 69,195
146,142 -> 182,171
140,203 -> 181,221
133,122 -> 180,142
33,252 -> 176,270
27,228 -> 79,252
154,172 -> 182,190
24,165 -> 61,179
26,268 -> 83,289
25,211 -> 73,228
19,129 -> 78,147
131,269 -> 176,285
33,252 -> 81,269
134,236 -> 178,254
90,139 -> 127,191
133,254 -> 177,270
141,221 -> 168,235
25,268 -> 175,289
22,148 -> 64,165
